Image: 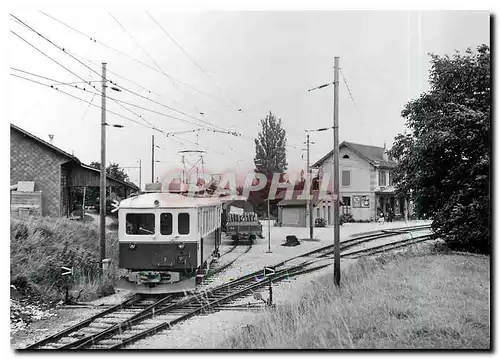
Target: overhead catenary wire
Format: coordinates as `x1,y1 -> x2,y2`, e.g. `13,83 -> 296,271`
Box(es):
10,73 -> 154,130
11,14 -> 220,130
109,12 -> 166,74
9,67 -> 208,130
340,68 -> 357,109
13,14 -> 297,167
11,14 -> 107,85
10,30 -> 91,87
21,12 -> 263,148
146,11 -> 241,111
11,71 -> 239,161
38,10 -> 237,108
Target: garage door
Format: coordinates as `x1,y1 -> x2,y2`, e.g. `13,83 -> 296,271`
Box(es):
282,207 -> 301,226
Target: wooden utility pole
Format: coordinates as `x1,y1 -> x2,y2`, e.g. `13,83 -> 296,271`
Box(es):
333,56 -> 340,286
151,135 -> 155,183
306,133 -> 313,239
138,159 -> 142,190
267,198 -> 271,253
81,186 -> 86,220
100,63 -> 107,269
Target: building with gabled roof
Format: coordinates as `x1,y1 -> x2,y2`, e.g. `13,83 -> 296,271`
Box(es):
10,123 -> 138,217
310,141 -> 404,222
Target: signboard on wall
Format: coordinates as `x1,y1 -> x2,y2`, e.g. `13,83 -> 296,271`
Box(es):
352,195 -> 370,208
229,206 -> 244,215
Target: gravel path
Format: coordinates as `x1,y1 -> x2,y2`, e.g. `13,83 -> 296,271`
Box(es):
11,220 -> 431,349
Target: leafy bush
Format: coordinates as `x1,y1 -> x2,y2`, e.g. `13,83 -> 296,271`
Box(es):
10,217 -> 119,303
315,218 -> 326,227
340,213 -> 354,225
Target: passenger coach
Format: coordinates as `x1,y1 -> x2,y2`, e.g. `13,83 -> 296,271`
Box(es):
117,192 -> 223,293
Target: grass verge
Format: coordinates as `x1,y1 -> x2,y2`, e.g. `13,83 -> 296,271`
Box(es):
224,250 -> 490,349
11,216 -> 120,304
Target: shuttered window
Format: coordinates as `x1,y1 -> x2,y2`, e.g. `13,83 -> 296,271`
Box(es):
341,170 -> 351,186
379,171 -> 387,186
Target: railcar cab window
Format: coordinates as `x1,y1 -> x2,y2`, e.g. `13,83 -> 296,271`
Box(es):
178,213 -> 190,235
160,213 -> 173,235
126,213 -> 155,235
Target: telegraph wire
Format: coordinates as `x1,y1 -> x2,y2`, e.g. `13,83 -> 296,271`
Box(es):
11,14 -> 210,127
10,30 -> 91,87
11,14 -> 106,85
10,67 -> 215,130
24,11 -> 241,135
11,69 -> 245,161
13,15 -> 297,164
10,73 -> 153,130
39,10 -> 236,108
147,11 -> 241,110
340,68 -> 357,109
11,14 -> 224,128
65,47 -> 210,120
109,12 -> 165,74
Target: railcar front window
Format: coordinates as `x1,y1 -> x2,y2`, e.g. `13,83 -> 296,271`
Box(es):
126,213 -> 155,235
178,213 -> 190,235
160,213 -> 173,235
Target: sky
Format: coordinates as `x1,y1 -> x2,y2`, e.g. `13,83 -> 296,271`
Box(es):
6,9 -> 490,188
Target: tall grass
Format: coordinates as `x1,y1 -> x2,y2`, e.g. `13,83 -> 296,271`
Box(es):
224,251 -> 490,349
10,216 -> 119,303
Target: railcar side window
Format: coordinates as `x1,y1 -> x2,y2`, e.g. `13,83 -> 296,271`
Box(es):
178,213 -> 190,235
126,213 -> 155,235
160,213 -> 173,235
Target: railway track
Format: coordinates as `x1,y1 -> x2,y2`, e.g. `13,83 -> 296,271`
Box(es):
204,242 -> 253,281
24,224 -> 432,350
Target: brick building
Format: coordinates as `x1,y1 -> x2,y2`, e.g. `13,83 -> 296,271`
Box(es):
10,123 -> 138,217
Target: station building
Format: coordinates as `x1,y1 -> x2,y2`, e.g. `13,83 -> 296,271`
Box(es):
311,141 -> 406,222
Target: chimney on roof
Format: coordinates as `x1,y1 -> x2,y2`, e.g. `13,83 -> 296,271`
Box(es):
48,134 -> 54,144
383,142 -> 388,162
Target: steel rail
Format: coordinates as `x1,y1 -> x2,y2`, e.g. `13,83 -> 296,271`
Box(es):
204,243 -> 253,280
24,294 -> 141,349
25,224 -> 431,350
107,262 -> 332,349
54,294 -> 178,349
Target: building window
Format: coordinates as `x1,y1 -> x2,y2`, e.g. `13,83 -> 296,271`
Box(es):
178,213 -> 190,235
160,213 -> 173,235
341,170 -> 351,186
342,196 -> 351,206
389,172 -> 394,186
342,154 -> 350,159
379,171 -> 387,186
126,213 -> 155,235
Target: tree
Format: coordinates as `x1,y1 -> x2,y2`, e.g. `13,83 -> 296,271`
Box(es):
389,45 -> 490,254
90,161 -> 129,182
254,111 -> 288,174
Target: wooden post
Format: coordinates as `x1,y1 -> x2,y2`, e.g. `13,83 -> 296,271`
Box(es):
333,56 -> 340,286
81,186 -> 86,220
100,62 -> 107,269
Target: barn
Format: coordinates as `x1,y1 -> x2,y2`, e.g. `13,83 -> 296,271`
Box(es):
10,123 -> 139,217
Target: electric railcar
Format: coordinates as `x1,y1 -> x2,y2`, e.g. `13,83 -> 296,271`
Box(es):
117,192 -> 223,294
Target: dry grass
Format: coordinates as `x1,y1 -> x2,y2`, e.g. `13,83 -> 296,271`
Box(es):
224,250 -> 490,349
10,216 -> 119,303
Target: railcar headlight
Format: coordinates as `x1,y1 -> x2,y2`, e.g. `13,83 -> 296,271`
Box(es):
177,242 -> 185,249
129,243 -> 136,250
154,200 -> 160,207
